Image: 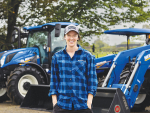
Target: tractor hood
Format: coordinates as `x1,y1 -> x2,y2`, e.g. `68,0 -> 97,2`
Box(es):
0,47 -> 40,68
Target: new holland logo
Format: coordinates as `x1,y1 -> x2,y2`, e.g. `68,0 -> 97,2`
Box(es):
122,96 -> 129,110
114,105 -> 121,113
144,54 -> 150,61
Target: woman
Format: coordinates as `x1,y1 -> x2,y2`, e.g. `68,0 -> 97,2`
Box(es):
49,24 -> 98,113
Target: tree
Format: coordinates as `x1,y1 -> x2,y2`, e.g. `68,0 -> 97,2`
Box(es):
0,0 -> 58,45
143,24 -> 150,29
40,0 -> 150,37
93,38 -> 109,52
0,0 -> 150,45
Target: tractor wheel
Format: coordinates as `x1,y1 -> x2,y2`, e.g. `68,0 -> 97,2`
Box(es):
98,77 -> 105,87
7,66 -> 45,104
131,94 -> 150,112
119,70 -> 130,84
119,71 -> 149,112
0,87 -> 9,103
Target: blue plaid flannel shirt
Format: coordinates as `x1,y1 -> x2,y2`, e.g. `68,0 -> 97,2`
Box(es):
49,44 -> 98,110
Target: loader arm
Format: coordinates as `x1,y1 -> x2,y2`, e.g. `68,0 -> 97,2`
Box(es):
125,49 -> 150,108
109,49 -> 150,109
103,45 -> 150,87
97,44 -> 150,112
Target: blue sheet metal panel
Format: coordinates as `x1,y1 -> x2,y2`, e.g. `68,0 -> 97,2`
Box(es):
104,28 -> 150,36
42,22 -> 78,27
114,45 -> 150,64
95,54 -> 116,73
23,22 -> 78,31
111,84 -> 128,94
23,25 -> 43,31
1,47 -> 40,68
95,54 -> 116,64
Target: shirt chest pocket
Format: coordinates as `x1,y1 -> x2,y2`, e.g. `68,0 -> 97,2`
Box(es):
74,61 -> 86,76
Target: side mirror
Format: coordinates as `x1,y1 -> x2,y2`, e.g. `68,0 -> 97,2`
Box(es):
11,30 -> 16,43
13,26 -> 21,48
55,24 -> 61,37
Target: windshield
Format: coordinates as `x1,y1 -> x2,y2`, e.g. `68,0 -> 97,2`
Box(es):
26,31 -> 48,64
27,31 -> 48,48
26,28 -> 66,64
51,28 -> 66,55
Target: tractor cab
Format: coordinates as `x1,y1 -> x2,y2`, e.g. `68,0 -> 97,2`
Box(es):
23,22 -> 78,68
25,24 -> 66,65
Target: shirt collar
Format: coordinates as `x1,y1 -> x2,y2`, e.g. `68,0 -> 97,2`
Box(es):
63,44 -> 83,54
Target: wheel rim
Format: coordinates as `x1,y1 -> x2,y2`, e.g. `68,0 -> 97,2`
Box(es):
135,94 -> 146,104
18,74 -> 38,97
0,88 -> 6,97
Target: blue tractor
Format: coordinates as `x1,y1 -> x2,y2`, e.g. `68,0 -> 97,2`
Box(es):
0,22 -> 78,104
92,28 -> 150,113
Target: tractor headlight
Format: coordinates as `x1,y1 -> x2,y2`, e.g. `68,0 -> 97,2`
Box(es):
1,56 -> 6,67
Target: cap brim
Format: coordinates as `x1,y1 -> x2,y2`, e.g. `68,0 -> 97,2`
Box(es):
64,29 -> 79,35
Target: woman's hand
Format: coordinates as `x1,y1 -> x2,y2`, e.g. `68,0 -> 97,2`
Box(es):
52,95 -> 57,107
87,101 -> 92,109
53,102 -> 57,107
87,93 -> 93,109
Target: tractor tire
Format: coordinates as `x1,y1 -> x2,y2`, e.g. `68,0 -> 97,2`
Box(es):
130,94 -> 150,112
119,71 -> 150,112
7,66 -> 45,104
119,70 -> 130,84
0,87 -> 9,103
98,77 -> 105,87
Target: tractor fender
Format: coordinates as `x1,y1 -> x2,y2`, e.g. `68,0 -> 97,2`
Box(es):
20,62 -> 50,84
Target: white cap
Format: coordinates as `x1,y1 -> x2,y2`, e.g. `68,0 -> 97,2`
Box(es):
64,24 -> 79,35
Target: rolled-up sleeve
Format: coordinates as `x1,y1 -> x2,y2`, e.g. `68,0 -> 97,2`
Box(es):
48,55 -> 59,97
87,55 -> 98,96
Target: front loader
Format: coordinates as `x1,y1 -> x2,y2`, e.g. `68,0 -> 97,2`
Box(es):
91,28 -> 150,113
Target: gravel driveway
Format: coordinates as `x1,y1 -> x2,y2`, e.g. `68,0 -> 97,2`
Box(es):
0,100 -> 51,113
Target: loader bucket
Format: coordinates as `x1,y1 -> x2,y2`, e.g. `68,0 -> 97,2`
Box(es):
92,87 -> 130,113
20,85 -> 52,112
